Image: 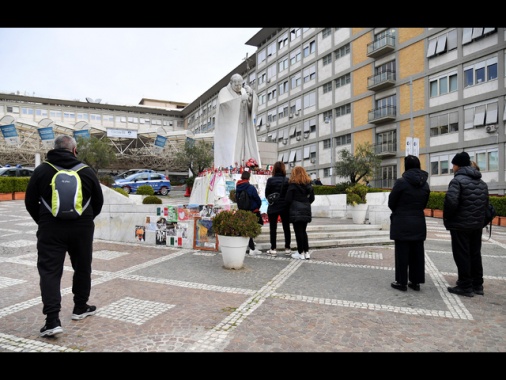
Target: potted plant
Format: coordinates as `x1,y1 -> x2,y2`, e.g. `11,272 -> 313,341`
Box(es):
212,209 -> 262,269
346,183 -> 368,224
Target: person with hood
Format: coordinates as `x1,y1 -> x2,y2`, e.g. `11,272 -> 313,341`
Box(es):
25,135 -> 104,337
389,155 -> 430,292
443,151 -> 489,297
235,170 -> 263,255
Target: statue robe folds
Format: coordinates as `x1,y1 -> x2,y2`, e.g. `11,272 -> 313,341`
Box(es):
214,84 -> 261,169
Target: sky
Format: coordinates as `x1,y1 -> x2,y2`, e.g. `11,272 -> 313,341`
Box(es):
0,28 -> 261,106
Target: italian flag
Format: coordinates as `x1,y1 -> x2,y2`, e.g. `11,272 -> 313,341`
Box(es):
266,164 -> 273,171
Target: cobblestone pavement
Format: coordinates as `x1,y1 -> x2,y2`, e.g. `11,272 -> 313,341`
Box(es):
0,200 -> 505,352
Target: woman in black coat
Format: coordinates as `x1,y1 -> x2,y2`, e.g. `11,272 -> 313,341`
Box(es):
264,161 -> 291,257
285,166 -> 315,260
388,155 -> 430,291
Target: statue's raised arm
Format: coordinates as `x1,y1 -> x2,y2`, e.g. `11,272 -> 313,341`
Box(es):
214,73 -> 261,169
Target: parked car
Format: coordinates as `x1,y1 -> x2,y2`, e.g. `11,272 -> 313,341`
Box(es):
112,168 -> 153,180
0,166 -> 35,177
112,171 -> 171,195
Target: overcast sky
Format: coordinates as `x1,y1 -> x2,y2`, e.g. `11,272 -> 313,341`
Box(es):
0,28 -> 260,106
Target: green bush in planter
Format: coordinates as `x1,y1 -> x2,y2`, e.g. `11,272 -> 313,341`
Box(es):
13,177 -> 30,192
142,195 -> 162,204
136,185 -> 155,196
114,188 -> 129,197
212,209 -> 261,238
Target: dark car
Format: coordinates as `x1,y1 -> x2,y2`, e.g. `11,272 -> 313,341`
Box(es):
112,171 -> 171,195
0,166 -> 35,177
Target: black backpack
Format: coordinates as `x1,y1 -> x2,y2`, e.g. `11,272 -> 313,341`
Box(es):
483,203 -> 497,240
236,189 -> 251,210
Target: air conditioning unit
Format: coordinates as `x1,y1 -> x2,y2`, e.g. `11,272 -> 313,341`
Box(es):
267,79 -> 271,83
266,123 -> 271,128
310,158 -> 316,164
289,114 -> 294,118
486,125 -> 498,133
296,136 -> 301,141
295,111 -> 299,116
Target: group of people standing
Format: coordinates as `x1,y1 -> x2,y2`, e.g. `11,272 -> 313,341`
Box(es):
235,161 -> 315,260
389,152 -> 489,298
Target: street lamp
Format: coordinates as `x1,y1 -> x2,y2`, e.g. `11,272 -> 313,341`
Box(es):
324,114 -> 336,185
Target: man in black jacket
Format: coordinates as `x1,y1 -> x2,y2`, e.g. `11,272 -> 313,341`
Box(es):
443,152 -> 489,297
25,135 -> 104,336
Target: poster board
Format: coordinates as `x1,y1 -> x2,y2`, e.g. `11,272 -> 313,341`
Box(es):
193,217 -> 218,251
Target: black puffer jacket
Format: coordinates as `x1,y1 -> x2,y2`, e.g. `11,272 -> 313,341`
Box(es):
265,174 -> 289,214
388,168 -> 430,241
443,165 -> 489,230
285,182 -> 315,223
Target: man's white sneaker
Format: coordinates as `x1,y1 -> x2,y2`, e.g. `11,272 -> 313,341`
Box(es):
291,253 -> 305,260
266,249 -> 277,257
249,249 -> 262,256
284,249 -> 292,256
304,252 -> 311,260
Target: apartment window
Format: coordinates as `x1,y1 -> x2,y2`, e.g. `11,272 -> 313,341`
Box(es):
278,32 -> 288,49
278,55 -> 289,72
303,91 -> 316,108
267,108 -> 277,122
290,72 -> 302,89
278,80 -> 289,96
64,112 -> 75,120
267,86 -> 277,101
323,110 -> 332,121
260,71 -> 269,85
464,101 -> 498,129
375,94 -> 396,110
380,165 -> 397,188
430,111 -> 459,136
267,41 -> 276,57
290,98 -> 302,114
303,118 -> 316,134
427,29 -> 458,58
257,49 -> 266,63
323,138 -> 331,149
36,108 -> 48,117
323,167 -> 332,178
429,71 -> 458,97
462,27 -> 497,45
336,134 -> 351,146
431,155 -> 452,175
322,81 -> 332,94
335,73 -> 351,88
290,28 -> 301,40
321,28 -> 332,39
258,91 -> 266,105
290,48 -> 301,65
303,40 -> 316,57
335,103 -> 351,117
267,64 -> 276,81
376,130 -> 396,154
334,44 -> 350,59
303,64 -> 316,83
77,113 -> 89,121
464,57 -> 498,87
376,60 -> 396,77
21,107 -> 34,115
322,53 -> 332,66
278,103 -> 288,119
475,150 -> 499,171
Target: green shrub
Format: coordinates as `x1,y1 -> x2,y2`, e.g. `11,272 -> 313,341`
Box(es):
426,192 -> 445,211
136,185 -> 155,196
0,177 -> 14,193
99,174 -> 114,187
346,183 -> 368,205
13,177 -> 30,192
142,195 -> 162,204
114,188 -> 129,197
212,209 -> 261,238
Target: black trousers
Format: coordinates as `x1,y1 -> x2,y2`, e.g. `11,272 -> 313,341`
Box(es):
449,229 -> 484,289
267,209 -> 291,250
394,240 -> 425,285
292,221 -> 309,254
36,222 -> 95,319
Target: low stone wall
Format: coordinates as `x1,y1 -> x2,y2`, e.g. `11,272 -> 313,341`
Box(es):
94,186 -> 392,246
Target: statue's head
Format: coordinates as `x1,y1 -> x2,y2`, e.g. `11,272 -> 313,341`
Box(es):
230,74 -> 243,93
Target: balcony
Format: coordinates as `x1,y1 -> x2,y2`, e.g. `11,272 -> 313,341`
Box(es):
367,35 -> 395,58
374,142 -> 397,157
367,71 -> 396,91
368,105 -> 396,124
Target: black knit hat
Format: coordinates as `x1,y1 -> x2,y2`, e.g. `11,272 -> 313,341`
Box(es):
451,152 -> 471,167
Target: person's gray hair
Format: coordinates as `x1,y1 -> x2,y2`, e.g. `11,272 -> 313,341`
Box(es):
54,135 -> 77,151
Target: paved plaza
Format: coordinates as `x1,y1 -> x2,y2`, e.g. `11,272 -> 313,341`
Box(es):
0,199 -> 505,353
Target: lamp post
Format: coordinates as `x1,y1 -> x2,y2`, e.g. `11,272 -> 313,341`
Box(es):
324,114 -> 336,185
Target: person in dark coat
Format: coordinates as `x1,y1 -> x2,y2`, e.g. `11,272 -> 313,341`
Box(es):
285,166 -> 315,260
24,135 -> 104,337
443,151 -> 489,297
388,155 -> 430,292
264,161 -> 291,257
235,170 -> 263,255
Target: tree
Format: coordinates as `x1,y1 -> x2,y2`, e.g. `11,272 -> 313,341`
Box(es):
334,142 -> 381,185
76,135 -> 117,174
172,138 -> 214,177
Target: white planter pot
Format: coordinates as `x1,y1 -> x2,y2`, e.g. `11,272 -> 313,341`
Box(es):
217,235 -> 249,269
350,204 -> 368,224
